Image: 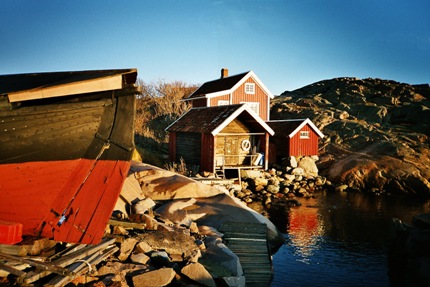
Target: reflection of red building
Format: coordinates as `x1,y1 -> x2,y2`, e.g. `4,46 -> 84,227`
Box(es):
288,199 -> 321,256
289,206 -> 319,233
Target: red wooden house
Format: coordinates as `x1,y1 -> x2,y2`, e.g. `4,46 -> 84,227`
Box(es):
166,104 -> 274,174
266,119 -> 324,163
184,69 -> 274,121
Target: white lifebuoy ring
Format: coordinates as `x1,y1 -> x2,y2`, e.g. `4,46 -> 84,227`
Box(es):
241,139 -> 251,151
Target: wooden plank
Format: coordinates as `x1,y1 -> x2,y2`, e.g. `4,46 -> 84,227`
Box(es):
0,237 -> 57,257
19,238 -> 115,285
220,221 -> 273,287
0,252 -> 72,277
108,219 -> 146,230
72,161 -> 129,244
8,75 -> 123,102
0,262 -> 26,277
45,245 -> 119,287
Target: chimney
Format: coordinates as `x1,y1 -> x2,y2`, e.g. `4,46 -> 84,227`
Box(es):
221,68 -> 229,78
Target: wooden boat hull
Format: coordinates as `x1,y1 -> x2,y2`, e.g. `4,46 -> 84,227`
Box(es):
0,69 -> 137,244
0,159 -> 129,244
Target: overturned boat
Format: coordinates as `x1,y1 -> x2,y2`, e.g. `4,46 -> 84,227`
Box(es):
0,69 -> 139,244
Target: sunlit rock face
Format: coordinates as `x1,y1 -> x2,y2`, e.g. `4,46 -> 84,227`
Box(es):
272,78 -> 430,195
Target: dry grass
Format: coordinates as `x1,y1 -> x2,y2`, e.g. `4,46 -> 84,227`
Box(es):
134,79 -> 199,166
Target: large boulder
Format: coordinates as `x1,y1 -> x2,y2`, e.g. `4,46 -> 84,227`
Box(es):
297,156 -> 319,177
156,193 -> 285,252
129,162 -> 224,200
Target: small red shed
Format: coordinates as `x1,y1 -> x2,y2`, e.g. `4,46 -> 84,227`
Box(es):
266,118 -> 324,163
166,104 -> 274,173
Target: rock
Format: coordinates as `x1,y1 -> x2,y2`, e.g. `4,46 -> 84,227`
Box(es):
150,251 -> 171,267
298,156 -> 319,177
131,268 -> 176,287
335,184 -> 349,192
255,185 -> 265,192
268,177 -> 280,186
155,198 -> 206,227
117,238 -> 137,261
240,169 -> 263,179
272,77 -> 430,195
291,167 -> 305,176
84,280 -> 105,287
130,253 -> 150,264
339,110 -> 349,119
266,184 -> 280,194
134,241 -> 153,253
97,262 -> 149,284
136,230 -> 199,260
283,174 -> 296,182
222,276 -> 246,287
184,249 -> 202,263
132,197 -> 156,214
169,253 -> 183,262
315,176 -> 326,186
189,222 -> 199,234
189,193 -> 285,252
181,262 -> 217,287
286,156 -> 298,168
294,175 -> 303,181
198,225 -> 224,238
253,177 -> 268,187
199,237 -> 243,278
297,187 -> 308,197
129,213 -> 159,230
112,226 -> 128,236
196,239 -> 206,250
130,162 -> 223,200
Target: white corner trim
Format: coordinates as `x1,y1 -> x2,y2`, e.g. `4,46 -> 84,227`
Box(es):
289,118 -> 325,138
211,104 -> 274,136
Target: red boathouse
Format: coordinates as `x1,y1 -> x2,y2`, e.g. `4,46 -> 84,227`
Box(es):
266,118 -> 324,163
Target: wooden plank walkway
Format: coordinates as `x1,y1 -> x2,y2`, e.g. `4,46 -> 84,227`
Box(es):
220,221 -> 273,287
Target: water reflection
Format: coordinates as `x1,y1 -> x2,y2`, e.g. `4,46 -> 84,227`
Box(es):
288,198 -> 321,260
268,191 -> 430,287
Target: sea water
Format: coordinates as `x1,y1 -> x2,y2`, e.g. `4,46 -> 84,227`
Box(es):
268,191 -> 430,287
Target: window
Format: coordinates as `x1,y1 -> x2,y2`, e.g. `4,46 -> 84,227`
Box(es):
300,131 -> 310,139
218,100 -> 229,106
241,102 -> 259,115
245,83 -> 255,94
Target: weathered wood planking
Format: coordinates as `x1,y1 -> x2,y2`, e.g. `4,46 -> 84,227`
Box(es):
220,221 -> 273,287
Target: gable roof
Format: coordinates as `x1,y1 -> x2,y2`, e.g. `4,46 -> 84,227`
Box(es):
166,104 -> 274,136
185,70 -> 274,100
267,118 -> 324,138
0,69 -> 138,103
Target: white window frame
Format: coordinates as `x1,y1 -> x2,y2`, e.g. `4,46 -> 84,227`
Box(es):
245,83 -> 255,94
300,131 -> 310,139
241,101 -> 260,115
218,100 -> 229,106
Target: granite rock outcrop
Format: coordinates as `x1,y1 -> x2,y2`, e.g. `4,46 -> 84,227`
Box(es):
272,78 -> 430,195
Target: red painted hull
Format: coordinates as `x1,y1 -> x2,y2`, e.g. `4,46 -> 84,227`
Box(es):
0,159 -> 130,244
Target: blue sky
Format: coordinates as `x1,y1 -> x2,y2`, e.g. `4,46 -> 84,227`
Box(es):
1,0 -> 429,94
